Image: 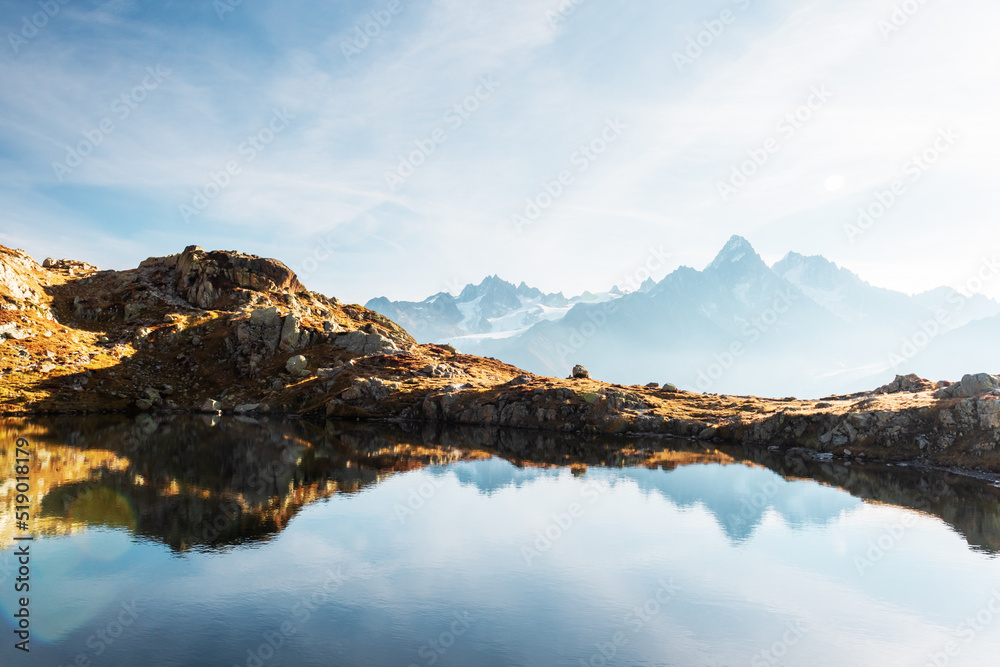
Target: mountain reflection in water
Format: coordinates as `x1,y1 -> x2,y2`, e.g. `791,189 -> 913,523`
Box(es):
2,414 -> 999,554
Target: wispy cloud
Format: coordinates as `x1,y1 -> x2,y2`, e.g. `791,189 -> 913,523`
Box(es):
0,0 -> 997,303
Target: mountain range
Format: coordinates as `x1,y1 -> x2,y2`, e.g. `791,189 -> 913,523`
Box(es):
366,236 -> 1000,398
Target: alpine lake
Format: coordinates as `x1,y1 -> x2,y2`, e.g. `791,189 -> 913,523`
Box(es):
2,415 -> 1000,667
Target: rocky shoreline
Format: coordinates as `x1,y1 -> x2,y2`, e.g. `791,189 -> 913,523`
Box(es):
3,243 -> 1000,473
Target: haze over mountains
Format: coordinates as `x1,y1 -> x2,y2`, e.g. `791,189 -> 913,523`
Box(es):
367,237 -> 1000,398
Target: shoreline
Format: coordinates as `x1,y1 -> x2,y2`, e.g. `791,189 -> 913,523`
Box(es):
6,405 -> 1000,487
3,243 -> 1000,476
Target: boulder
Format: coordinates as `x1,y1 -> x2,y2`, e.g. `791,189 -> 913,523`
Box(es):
279,313 -> 304,352
936,373 -> 1000,399
334,377 -> 400,409
234,307 -> 284,373
123,302 -> 146,322
956,373 -> 1000,398
418,363 -> 463,379
285,355 -> 309,376
200,399 -> 222,412
333,330 -> 397,356
570,365 -> 590,379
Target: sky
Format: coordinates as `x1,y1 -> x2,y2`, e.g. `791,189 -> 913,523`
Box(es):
1,0 -> 998,305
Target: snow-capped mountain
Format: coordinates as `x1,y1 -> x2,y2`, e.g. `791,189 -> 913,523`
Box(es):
367,236 -> 1000,398
366,275 -> 618,346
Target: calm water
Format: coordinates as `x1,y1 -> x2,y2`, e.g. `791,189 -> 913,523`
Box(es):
2,416 -> 1000,666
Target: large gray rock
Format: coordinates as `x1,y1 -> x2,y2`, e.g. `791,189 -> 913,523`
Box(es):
237,307 -> 283,353
418,363 -> 463,379
339,377 -> 397,402
286,355 -> 309,376
333,331 -> 397,356
570,364 -> 590,379
936,373 -> 1000,399
250,306 -> 281,327
957,373 -> 1000,397
328,378 -> 401,415
279,313 -> 303,352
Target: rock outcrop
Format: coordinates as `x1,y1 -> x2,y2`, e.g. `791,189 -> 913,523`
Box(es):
142,245 -> 307,311
0,246 -> 52,317
874,373 -> 935,395
935,373 -> 1000,399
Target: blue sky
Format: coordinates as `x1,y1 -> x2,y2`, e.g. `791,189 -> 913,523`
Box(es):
1,0 -> 998,304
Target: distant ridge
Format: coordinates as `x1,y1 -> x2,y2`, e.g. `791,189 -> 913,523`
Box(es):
368,236 -> 1000,398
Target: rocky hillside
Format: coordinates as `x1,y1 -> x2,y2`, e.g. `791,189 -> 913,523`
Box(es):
3,243 -> 1000,473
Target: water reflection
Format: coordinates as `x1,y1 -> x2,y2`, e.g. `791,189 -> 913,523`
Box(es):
2,415 -> 1000,554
